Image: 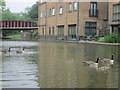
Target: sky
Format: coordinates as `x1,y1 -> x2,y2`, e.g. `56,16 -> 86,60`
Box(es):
5,0 -> 38,13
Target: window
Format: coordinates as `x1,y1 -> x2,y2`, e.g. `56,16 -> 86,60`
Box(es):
52,27 -> 55,35
85,22 -> 97,35
52,8 -> 55,16
69,3 -> 72,11
40,12 -> 43,17
89,2 -> 98,17
58,26 -> 64,36
42,27 -> 45,35
113,4 -> 120,21
59,7 -> 63,14
73,2 -> 77,10
68,25 -> 76,39
49,27 -> 51,35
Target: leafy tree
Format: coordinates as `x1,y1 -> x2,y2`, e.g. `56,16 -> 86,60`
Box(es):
26,2 -> 38,21
0,0 -> 6,11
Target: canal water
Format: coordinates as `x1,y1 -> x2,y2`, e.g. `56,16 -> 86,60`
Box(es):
1,41 -> 119,88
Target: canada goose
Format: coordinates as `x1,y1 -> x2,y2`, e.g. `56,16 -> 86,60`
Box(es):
1,47 -> 11,53
99,54 -> 115,65
83,58 -> 100,68
16,47 -> 25,53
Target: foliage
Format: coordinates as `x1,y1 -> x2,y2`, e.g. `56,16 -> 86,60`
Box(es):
0,0 -> 6,11
1,1 -> 38,21
98,34 -> 120,43
26,2 -> 38,21
2,30 -> 20,37
2,9 -> 32,21
31,30 -> 38,39
94,35 -> 98,38
58,36 -> 64,40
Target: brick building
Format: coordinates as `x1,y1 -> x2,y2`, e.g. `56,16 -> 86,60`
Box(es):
38,1 -> 119,40
108,2 -> 120,34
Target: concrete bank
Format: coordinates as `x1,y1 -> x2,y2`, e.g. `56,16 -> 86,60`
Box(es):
66,40 -> 120,46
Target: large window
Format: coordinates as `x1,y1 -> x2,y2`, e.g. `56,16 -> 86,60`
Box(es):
113,4 -> 120,21
58,26 -> 64,36
89,2 -> 98,17
69,3 -> 72,11
85,22 -> 97,35
59,6 -> 63,14
68,25 -> 76,39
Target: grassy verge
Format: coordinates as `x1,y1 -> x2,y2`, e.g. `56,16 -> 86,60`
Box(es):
7,35 -> 21,38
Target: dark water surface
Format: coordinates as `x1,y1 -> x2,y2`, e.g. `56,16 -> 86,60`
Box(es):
1,41 -> 119,88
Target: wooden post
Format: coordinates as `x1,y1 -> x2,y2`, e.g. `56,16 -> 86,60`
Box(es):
24,21 -> 26,27
10,21 -> 12,27
20,21 -> 22,27
14,21 -> 16,27
4,21 -> 6,27
28,22 -> 29,27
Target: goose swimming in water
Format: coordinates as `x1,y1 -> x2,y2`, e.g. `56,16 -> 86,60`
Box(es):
99,53 -> 115,65
16,47 -> 25,53
1,47 -> 11,53
83,58 -> 100,68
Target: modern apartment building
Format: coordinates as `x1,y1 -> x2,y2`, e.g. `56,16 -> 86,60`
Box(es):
38,1 -> 112,40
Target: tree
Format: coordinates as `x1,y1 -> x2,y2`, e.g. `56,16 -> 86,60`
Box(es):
26,2 -> 38,21
0,0 -> 6,11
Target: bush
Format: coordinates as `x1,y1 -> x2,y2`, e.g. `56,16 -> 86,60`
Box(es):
98,34 -> 120,43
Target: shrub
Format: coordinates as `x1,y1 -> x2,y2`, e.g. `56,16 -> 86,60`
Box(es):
98,34 -> 120,43
90,35 -> 93,38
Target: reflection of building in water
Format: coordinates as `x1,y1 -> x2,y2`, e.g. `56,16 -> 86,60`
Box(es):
37,42 -> 90,88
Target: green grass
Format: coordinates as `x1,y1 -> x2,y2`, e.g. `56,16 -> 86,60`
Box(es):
7,35 -> 21,38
